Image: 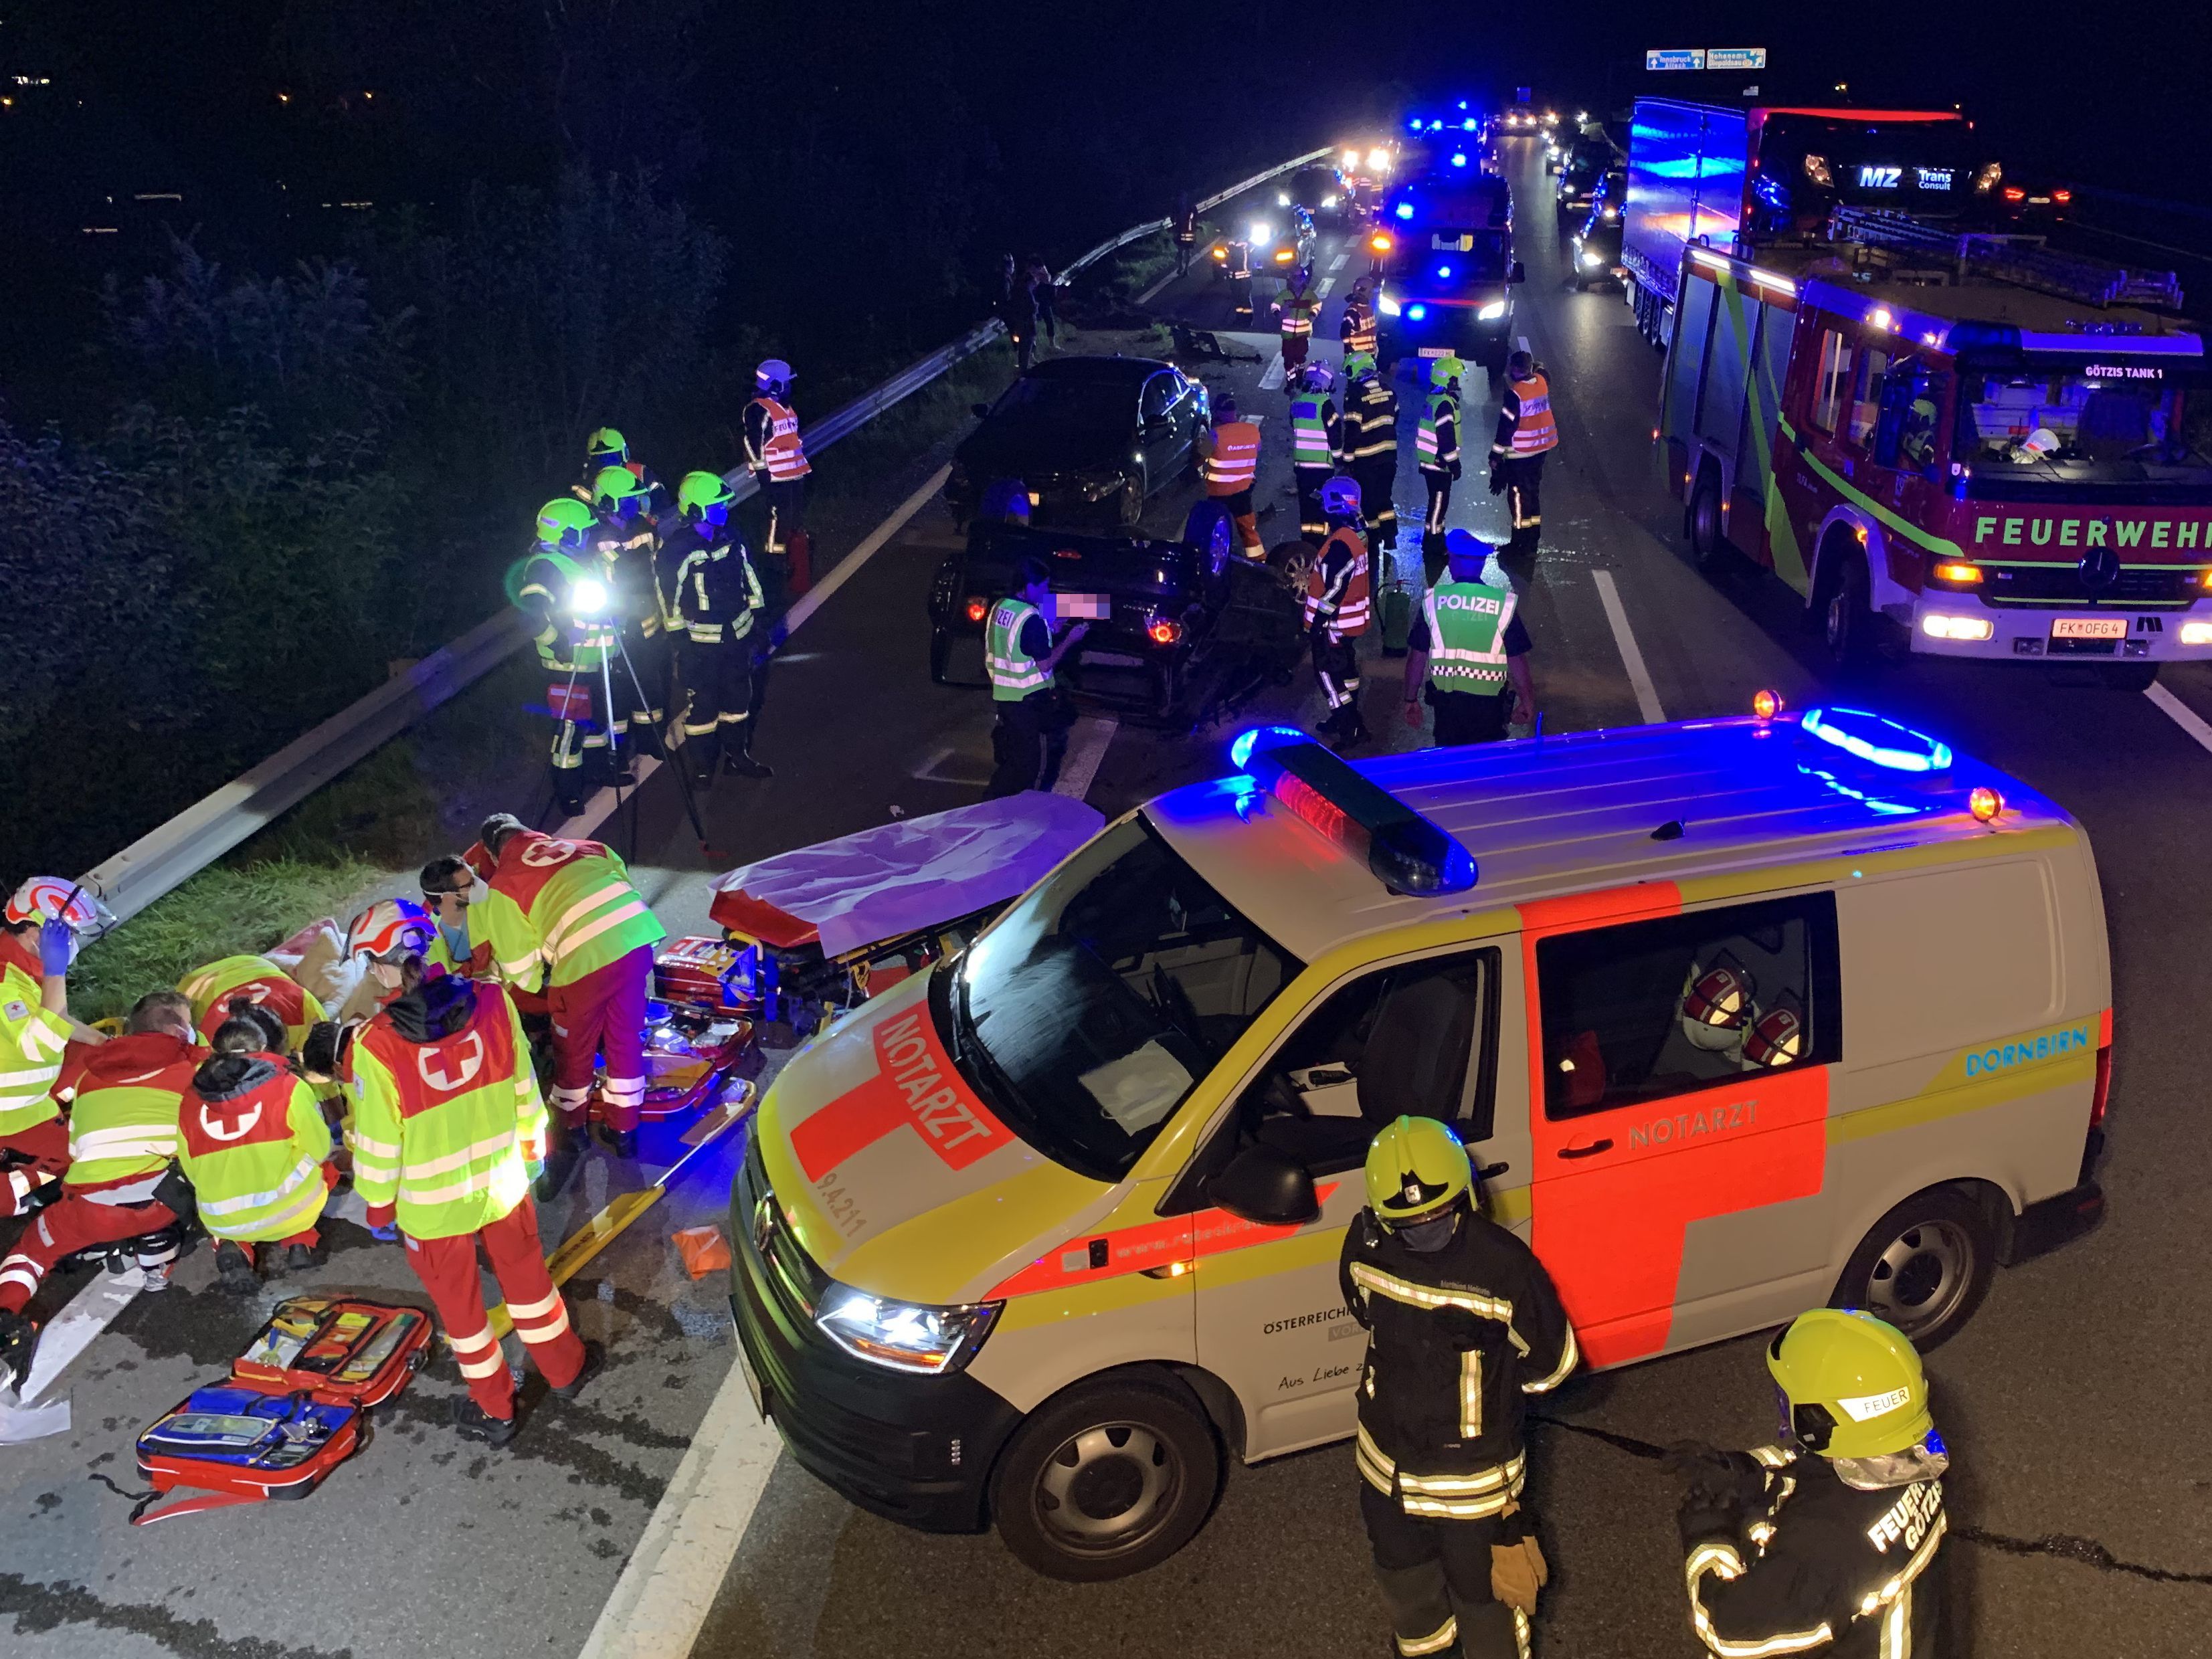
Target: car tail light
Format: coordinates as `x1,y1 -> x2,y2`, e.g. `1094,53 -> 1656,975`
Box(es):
2090,1009 -> 2113,1129
2003,186 -> 2026,202
1147,617 -> 1184,646
965,597 -> 988,622
2053,189 -> 2072,203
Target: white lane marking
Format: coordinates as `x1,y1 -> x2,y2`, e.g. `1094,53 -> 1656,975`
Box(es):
1055,715 -> 1119,801
0,1263 -> 148,1439
2146,682 -> 2212,757
782,464 -> 953,637
1591,569 -> 1666,724
1316,277 -> 1335,300
1329,252 -> 1348,272
555,466 -> 956,840
1258,352 -> 1286,392
574,1351 -> 782,1659
1516,334 -> 1532,355
1136,266 -> 1180,304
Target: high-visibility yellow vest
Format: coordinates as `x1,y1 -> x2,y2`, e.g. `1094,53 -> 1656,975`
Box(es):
1422,579 -> 1519,693
475,833 -> 666,991
0,936 -> 69,1136
986,599 -> 1052,702
177,1055 -> 333,1242
178,956 -> 326,1052
59,1032 -> 201,1193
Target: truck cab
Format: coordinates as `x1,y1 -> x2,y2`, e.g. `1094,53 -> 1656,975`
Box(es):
1373,174 -> 1525,373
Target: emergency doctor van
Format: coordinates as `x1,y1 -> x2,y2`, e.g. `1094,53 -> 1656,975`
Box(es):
729,708 -> 2110,1579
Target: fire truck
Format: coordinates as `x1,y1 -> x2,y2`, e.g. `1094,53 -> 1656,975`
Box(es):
1657,211 -> 2207,680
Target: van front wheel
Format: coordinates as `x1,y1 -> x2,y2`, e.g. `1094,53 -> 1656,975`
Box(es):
992,1374 -> 1221,1581
1833,1187 -> 1994,1351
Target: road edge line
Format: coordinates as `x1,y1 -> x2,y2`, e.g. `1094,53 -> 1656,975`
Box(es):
574,1349 -> 782,1659
2146,682 -> 2212,757
1590,569 -> 1666,724
1055,715 -> 1119,801
780,464 -> 953,639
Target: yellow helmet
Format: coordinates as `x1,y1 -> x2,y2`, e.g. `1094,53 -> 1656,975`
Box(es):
1363,1114 -> 1471,1227
1768,1308 -> 1934,1460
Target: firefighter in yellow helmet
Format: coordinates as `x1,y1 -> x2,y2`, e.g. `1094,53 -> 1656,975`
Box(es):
1672,1308 -> 1950,1657
1340,1115 -> 1578,1658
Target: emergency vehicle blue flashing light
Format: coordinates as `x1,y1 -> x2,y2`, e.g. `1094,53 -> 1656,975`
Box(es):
1408,118 -> 1422,131
1437,264 -> 1453,278
1230,724 -> 1309,770
1462,118 -> 1477,130
1407,304 -> 1428,320
1451,153 -> 1468,167
1395,201 -> 1415,221
1799,706 -> 1954,773
1245,741 -> 1479,897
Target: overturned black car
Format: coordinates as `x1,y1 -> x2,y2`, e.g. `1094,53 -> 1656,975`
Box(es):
929,500 -> 1303,720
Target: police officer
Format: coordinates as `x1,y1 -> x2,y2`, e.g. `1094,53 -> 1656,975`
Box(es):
743,360 -> 810,565
1308,476 -> 1372,744
1416,355 -> 1465,547
1674,1308 -> 1950,1658
1404,530 -> 1536,748
589,467 -> 669,757
658,470 -> 772,782
1287,363 -> 1343,545
984,556 -> 1088,797
1342,1115 -> 1578,1659
518,498 -> 621,815
1271,264 -> 1321,383
1489,351 -> 1558,559
1344,351 -> 1400,553
1173,191 -> 1198,276
1196,393 -> 1264,559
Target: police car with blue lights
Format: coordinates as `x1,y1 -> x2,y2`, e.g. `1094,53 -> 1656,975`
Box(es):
729,704 -> 2108,1580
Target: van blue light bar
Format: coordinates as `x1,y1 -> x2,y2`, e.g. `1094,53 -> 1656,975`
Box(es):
1238,740 -> 1477,896
1799,706 -> 1954,773
1229,724 -> 1307,769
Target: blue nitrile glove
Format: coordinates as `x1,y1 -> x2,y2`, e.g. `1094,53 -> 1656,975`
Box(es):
369,1223 -> 399,1242
37,919 -> 76,976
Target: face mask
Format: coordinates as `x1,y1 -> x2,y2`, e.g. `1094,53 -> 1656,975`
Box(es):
467,876 -> 490,906
1394,1210 -> 1459,1253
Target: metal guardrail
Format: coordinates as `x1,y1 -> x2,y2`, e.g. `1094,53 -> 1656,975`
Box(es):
78,145 -> 1334,924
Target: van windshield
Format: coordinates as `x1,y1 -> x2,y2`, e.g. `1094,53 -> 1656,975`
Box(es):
937,814 -> 1302,1182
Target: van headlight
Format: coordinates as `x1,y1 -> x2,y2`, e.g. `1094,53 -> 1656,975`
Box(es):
816,1286 -> 1002,1374
1478,299 -> 1507,320
1377,293 -> 1402,316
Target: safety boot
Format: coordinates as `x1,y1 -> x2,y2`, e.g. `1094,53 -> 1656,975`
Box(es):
214,1240 -> 261,1295
452,1395 -> 519,1448
551,1339 -> 606,1403
284,1239 -> 328,1275
534,1127 -> 590,1203
0,1308 -> 37,1393
595,1123 -> 640,1159
723,744 -> 773,779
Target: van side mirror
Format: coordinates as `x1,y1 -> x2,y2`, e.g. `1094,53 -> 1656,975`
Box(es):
1207,1143 -> 1320,1227
1509,261 -> 1528,284
972,402 -> 992,419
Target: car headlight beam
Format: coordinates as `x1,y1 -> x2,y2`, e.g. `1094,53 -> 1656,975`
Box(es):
1478,299 -> 1507,320
816,1284 -> 1002,1374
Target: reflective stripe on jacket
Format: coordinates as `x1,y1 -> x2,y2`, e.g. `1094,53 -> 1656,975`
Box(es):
1289,396 -> 1337,466
1493,373 -> 1559,457
59,1030 -> 201,1190
1277,289 -> 1319,336
750,397 -> 811,480
0,941 -> 69,1136
178,956 -> 326,1052
1422,580 -> 1517,692
519,549 -> 618,672
1202,421 -> 1262,494
1347,381 -> 1399,466
1305,528 -> 1372,636
1342,302 -> 1378,353
986,599 -> 1052,701
1416,390 -> 1460,469
177,1056 -> 333,1242
477,833 -> 666,991
349,983 -> 545,1241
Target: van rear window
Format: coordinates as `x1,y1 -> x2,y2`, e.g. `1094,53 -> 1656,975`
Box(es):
1537,895 -> 1843,1120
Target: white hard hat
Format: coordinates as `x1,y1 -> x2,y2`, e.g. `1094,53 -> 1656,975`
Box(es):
1678,959 -> 1756,1056
755,359 -> 794,391
5,877 -> 114,939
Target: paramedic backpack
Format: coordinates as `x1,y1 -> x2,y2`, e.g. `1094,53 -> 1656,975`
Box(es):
131,1297 -> 431,1524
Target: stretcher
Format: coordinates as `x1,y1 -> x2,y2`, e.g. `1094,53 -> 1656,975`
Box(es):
703,795 -> 1106,1037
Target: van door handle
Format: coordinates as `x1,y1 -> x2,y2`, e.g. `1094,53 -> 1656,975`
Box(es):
1557,1139 -> 1613,1160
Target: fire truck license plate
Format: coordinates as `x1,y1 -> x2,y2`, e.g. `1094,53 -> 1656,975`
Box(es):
1058,593 -> 1111,619
2051,617 -> 2128,640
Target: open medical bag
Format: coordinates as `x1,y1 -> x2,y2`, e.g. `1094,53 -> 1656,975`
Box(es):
131,1297 -> 431,1523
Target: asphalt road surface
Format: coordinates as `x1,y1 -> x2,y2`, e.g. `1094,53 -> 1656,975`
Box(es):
8,145 -> 2212,1658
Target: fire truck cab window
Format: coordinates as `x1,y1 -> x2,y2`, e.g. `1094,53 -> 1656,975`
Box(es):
1810,330 -> 1853,433
1874,358 -> 1948,475
1846,346 -> 1891,448
1954,367 -> 2207,472
1537,896 -> 1841,1121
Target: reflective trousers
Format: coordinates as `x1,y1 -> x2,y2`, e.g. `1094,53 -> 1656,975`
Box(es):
0,1117 -> 70,1218
1293,466 -> 1333,543
546,946 -> 651,1132
674,632 -> 757,781
1313,631 -> 1362,710
1499,455 -> 1545,556
765,478 -> 806,557
1363,1485 -> 1531,1659
1422,468 -> 1454,536
403,1198 -> 583,1420
1210,486 -> 1262,555
1281,330 -> 1310,377
0,1195 -> 181,1313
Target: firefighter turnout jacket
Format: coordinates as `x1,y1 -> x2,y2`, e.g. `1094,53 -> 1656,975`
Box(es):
177,1051 -> 333,1242
520,549 -> 619,673
1346,377 -> 1400,471
1682,1443 -> 1948,1658
474,832 -> 666,993
348,977 -> 547,1240
55,1032 -> 203,1198
1305,527 -> 1373,640
660,522 -> 765,645
1342,298 -> 1378,357
1338,1205 -> 1578,1519
0,933 -> 70,1137
1491,373 -> 1559,460
178,956 -> 327,1052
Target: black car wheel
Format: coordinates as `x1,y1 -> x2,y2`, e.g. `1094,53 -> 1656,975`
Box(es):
1823,546 -> 1873,667
992,1373 -> 1222,1581
1117,464 -> 1147,528
1689,470 -> 1730,575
